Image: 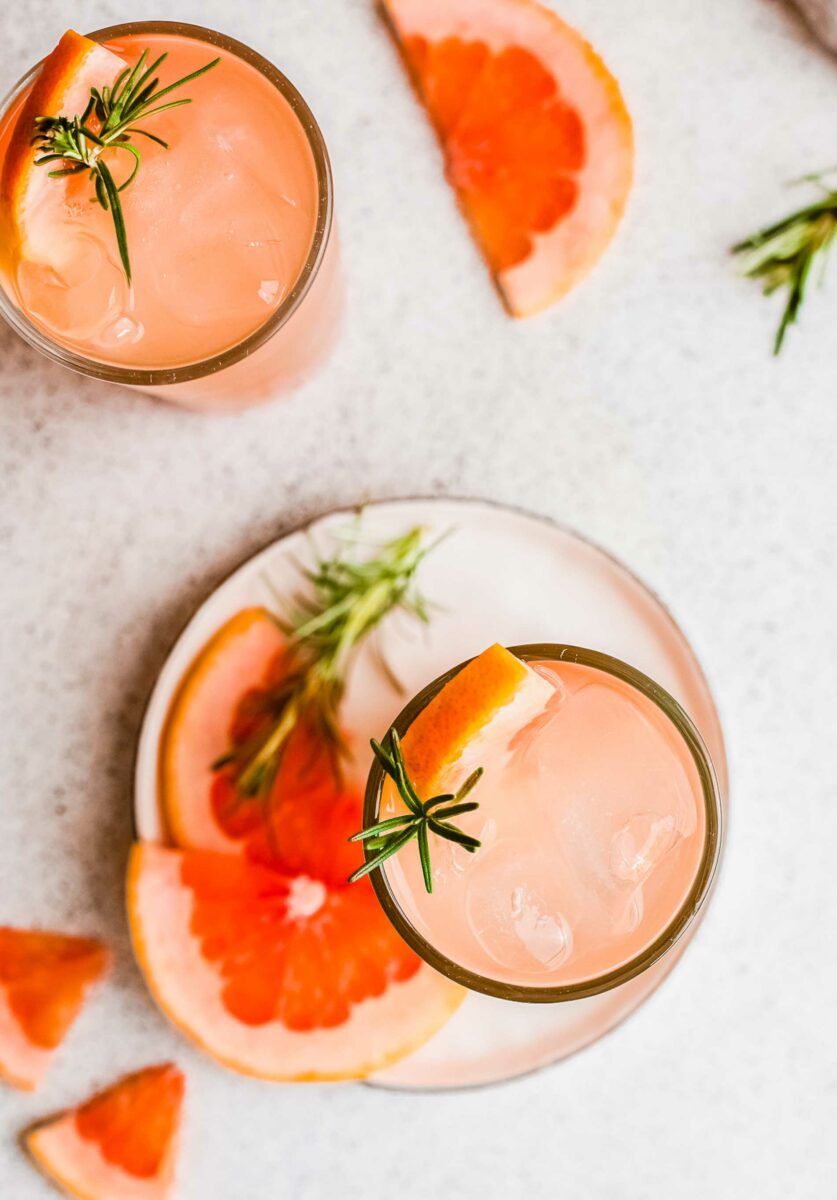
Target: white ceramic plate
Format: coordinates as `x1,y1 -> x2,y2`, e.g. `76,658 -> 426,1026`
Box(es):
134,497 -> 727,1089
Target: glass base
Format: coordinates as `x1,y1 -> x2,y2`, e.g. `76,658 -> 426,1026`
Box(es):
134,497 -> 728,1089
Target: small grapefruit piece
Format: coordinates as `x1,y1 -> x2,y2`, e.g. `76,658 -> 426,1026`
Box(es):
381,0 -> 633,315
159,608 -> 287,852
127,843 -> 463,1080
0,928 -> 109,1091
0,31 -> 127,266
401,643 -> 554,793
25,1063 -> 184,1200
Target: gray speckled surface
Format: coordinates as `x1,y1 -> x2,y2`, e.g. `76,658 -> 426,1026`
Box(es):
1,1 -> 836,1196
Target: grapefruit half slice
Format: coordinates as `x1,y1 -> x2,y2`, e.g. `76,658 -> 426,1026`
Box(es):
128,843 -> 464,1080
159,606 -> 366,884
0,30 -> 126,266
0,928 -> 109,1091
159,607 -> 286,852
25,1063 -> 184,1200
381,0 -> 633,315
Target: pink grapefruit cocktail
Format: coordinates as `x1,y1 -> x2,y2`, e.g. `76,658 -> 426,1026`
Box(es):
0,22 -> 339,409
364,645 -> 722,999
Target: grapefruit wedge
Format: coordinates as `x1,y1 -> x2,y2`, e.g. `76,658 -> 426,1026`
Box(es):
25,1063 -> 184,1200
0,30 -> 126,266
128,843 -> 463,1080
0,928 -> 109,1091
400,642 -> 555,794
381,0 -> 633,315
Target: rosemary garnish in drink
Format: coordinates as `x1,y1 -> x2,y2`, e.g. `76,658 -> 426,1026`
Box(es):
733,170 -> 837,354
349,729 -> 483,893
32,48 -> 219,282
213,525 -> 440,805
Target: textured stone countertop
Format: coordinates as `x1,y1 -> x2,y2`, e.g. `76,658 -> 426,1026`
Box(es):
1,1 -> 835,1196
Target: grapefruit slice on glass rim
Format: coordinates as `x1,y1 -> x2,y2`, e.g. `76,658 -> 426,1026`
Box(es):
397,642 -> 555,795
24,1063 -> 184,1200
128,843 -> 464,1080
0,928 -> 109,1091
380,0 -> 634,316
0,30 -> 126,267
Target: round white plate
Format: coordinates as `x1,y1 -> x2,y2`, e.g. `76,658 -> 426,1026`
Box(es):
134,497 -> 727,1089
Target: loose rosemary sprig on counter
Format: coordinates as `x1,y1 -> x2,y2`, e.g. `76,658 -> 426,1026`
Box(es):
348,728 -> 483,894
213,525 -> 440,804
733,170 -> 837,354
32,48 -> 219,282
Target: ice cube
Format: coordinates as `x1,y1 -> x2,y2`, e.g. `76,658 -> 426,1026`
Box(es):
17,228 -> 127,342
96,313 -> 145,350
151,173 -> 289,327
609,814 -> 678,882
509,886 -> 573,968
464,840 -> 574,974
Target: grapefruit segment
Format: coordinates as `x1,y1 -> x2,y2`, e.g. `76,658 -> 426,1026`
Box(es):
402,643 -> 554,794
128,843 -> 463,1079
1,30 -> 127,266
0,928 -> 109,1091
250,772 -> 365,886
24,1063 -> 184,1200
381,0 -> 633,315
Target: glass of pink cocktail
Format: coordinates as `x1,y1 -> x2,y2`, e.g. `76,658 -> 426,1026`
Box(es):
0,22 -> 338,411
360,644 -> 722,1001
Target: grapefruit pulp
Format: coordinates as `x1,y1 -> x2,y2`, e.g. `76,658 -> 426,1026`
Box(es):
0,928 -> 109,1091
25,1063 -> 184,1200
380,0 -> 633,315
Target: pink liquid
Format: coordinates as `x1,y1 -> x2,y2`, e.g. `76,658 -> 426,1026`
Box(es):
382,659 -> 708,989
0,30 -> 339,408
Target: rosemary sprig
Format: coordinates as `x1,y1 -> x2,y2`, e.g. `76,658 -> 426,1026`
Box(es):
733,170 -> 837,354
213,524 -> 440,804
348,728 -> 483,893
32,48 -> 219,282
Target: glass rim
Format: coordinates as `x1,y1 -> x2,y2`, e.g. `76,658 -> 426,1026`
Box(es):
364,643 -> 724,1003
0,19 -> 333,386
